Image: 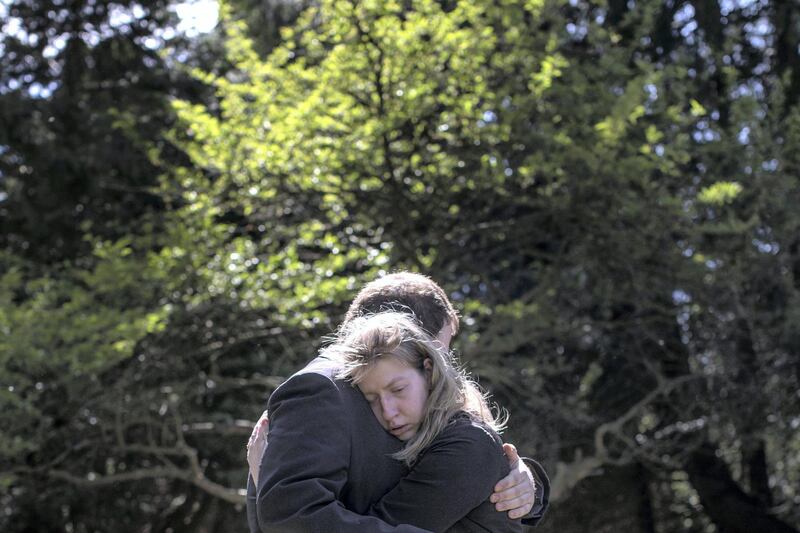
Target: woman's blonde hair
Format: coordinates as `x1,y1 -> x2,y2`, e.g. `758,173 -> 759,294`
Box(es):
325,311 -> 505,465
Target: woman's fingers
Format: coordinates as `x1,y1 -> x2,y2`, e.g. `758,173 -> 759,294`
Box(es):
247,410 -> 270,484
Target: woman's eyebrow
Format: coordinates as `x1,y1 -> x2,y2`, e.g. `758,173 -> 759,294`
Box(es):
386,377 -> 407,388
362,376 -> 408,394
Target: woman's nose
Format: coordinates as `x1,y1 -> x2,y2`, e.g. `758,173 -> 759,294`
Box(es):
380,397 -> 398,421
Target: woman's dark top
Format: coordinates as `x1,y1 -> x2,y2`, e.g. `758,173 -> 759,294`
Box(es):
367,413 -> 523,533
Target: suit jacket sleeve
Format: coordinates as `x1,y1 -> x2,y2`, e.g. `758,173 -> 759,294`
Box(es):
247,472 -> 259,532
255,371 -> 429,533
520,457 -> 550,527
366,422 -> 511,532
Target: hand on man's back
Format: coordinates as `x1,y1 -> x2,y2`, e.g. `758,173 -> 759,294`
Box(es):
247,410 -> 270,485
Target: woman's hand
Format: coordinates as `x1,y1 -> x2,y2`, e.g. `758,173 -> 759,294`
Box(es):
247,410 -> 270,485
490,443 -> 536,519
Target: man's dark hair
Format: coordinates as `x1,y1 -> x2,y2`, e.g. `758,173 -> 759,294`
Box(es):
343,272 -> 459,337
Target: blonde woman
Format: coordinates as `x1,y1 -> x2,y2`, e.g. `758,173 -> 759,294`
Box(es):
327,311 -> 523,533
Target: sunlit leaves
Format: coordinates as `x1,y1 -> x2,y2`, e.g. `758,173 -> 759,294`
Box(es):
697,182 -> 743,205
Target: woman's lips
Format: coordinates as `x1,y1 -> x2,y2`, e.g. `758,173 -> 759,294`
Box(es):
390,424 -> 408,436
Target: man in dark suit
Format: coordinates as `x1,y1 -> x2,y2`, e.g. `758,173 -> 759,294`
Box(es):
247,272 -> 549,532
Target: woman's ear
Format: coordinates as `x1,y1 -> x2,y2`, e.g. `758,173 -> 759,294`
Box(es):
423,357 -> 433,384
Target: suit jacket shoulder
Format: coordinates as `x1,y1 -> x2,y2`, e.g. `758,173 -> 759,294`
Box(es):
252,355 -> 426,533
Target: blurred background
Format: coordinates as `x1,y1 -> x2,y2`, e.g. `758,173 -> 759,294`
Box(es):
1,0 -> 799,531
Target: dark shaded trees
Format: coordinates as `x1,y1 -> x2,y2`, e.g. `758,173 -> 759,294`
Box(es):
0,0 -> 200,262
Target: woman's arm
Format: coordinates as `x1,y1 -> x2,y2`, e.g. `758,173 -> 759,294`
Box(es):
367,419 -> 519,532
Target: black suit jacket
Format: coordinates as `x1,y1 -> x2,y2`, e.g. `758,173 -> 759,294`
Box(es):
246,355 -> 548,532
248,355 -> 425,532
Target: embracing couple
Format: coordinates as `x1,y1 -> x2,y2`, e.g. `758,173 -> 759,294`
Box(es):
246,272 -> 549,532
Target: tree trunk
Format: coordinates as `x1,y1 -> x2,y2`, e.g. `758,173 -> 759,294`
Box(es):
685,441 -> 798,533
538,463 -> 656,533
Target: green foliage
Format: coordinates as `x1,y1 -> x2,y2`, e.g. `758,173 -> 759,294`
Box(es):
697,181 -> 743,205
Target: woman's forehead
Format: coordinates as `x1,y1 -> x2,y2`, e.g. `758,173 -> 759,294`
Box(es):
359,357 -> 417,389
